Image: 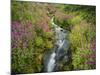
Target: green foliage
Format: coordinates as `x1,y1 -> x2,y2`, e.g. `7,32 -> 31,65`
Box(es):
69,15 -> 82,25
69,20 -> 96,70
63,5 -> 96,24
35,37 -> 43,47
11,1 -> 54,74
11,1 -> 46,24
45,40 -> 53,49
43,32 -> 54,39
55,4 -> 96,70
54,17 -> 71,31
72,48 -> 95,70
11,1 -> 96,74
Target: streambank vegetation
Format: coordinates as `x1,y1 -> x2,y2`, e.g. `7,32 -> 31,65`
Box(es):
11,1 -> 96,74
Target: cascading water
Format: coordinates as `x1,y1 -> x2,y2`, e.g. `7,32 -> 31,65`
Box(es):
44,17 -> 70,72
47,52 -> 56,72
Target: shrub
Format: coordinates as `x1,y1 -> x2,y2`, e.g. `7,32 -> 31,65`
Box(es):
69,20 -> 96,70
11,21 -> 36,73
35,37 -> 43,47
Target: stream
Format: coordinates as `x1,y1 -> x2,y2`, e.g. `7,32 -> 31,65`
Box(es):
44,17 -> 70,72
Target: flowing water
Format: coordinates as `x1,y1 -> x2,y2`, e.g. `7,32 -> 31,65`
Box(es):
44,17 -> 70,72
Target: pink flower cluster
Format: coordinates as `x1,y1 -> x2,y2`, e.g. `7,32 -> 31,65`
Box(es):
11,21 -> 35,50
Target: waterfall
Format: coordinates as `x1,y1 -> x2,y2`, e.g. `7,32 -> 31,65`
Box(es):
44,17 -> 69,72
47,52 -> 56,72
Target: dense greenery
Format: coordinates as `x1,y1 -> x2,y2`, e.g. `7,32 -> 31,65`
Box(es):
11,1 -> 96,74
11,1 -> 54,74
55,4 -> 96,70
